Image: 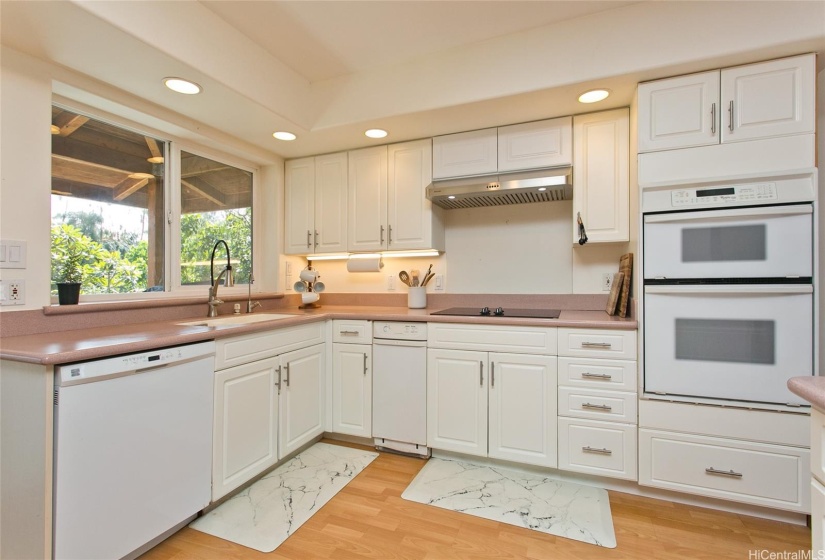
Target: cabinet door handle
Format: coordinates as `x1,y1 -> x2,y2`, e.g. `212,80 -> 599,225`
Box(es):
582,446 -> 612,455
479,361 -> 484,386
728,100 -> 734,132
582,402 -> 612,411
581,342 -> 612,349
314,230 -> 319,249
710,102 -> 716,135
380,225 -> 385,245
581,372 -> 612,380
275,365 -> 282,394
284,363 -> 290,387
339,330 -> 359,336
491,362 -> 495,388
306,230 -> 312,249
388,224 -> 393,246
705,467 -> 742,478
363,353 -> 368,375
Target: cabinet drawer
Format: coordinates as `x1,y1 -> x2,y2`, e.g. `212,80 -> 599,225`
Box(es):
558,328 -> 636,359
639,429 -> 809,512
332,320 -> 372,343
558,387 -> 637,423
215,321 -> 326,370
428,323 -> 556,355
558,418 -> 637,481
558,357 -> 636,392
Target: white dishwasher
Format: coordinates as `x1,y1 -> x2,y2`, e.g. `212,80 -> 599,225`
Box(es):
372,321 -> 429,458
53,341 -> 215,560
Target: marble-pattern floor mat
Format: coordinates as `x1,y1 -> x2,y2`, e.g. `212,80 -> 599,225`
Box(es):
402,456 -> 616,548
190,442 -> 378,552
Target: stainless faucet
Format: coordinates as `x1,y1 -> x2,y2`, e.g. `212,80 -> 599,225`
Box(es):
207,240 -> 234,317
247,272 -> 261,313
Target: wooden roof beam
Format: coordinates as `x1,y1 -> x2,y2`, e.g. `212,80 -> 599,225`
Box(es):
53,112 -> 90,137
182,177 -> 227,207
114,177 -> 150,201
144,137 -> 164,161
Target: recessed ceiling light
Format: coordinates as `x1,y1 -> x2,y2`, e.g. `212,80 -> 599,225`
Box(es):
273,131 -> 297,141
51,125 -> 61,135
147,156 -> 164,164
163,77 -> 201,95
365,129 -> 388,139
578,89 -> 610,103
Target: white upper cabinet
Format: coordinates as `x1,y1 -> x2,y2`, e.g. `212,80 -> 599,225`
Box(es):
721,55 -> 815,143
498,117 -> 572,172
348,146 -> 388,252
637,71 -> 720,152
638,54 -> 815,153
432,128 -> 498,179
572,109 -> 629,244
349,140 -> 444,252
284,153 -> 347,255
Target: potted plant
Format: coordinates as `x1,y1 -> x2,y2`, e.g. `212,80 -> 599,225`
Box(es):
52,225 -> 85,305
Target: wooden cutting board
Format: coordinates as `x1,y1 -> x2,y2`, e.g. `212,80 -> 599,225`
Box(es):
605,271 -> 624,316
617,253 -> 633,318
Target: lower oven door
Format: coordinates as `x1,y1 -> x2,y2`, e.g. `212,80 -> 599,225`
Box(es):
644,284 -> 812,406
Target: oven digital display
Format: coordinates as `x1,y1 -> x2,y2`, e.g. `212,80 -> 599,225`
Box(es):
696,187 -> 735,197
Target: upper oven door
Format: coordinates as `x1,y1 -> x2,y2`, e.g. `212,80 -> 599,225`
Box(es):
644,204 -> 812,281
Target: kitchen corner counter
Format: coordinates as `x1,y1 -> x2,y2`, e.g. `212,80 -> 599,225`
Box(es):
0,305 -> 636,366
788,376 -> 825,411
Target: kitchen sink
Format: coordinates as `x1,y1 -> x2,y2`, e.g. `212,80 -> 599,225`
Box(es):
178,313 -> 297,327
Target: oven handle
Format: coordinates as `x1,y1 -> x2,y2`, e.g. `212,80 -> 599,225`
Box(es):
645,284 -> 813,295
644,204 -> 812,224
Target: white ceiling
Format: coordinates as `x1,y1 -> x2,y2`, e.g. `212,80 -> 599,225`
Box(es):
1,1 -> 823,163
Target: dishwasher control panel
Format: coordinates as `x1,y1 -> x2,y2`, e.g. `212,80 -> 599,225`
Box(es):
373,321 -> 427,341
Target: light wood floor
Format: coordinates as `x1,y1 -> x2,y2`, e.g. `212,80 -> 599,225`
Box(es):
139,440 -> 811,560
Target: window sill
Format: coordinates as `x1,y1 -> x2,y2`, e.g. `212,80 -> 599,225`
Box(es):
43,292 -> 285,315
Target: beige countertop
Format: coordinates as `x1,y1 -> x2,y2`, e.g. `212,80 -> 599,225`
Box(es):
787,376 -> 825,411
0,305 -> 636,366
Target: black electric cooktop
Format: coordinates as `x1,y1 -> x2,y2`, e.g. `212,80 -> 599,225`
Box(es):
430,307 -> 561,319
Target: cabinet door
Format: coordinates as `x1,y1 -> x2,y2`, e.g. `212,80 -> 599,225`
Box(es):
279,344 -> 325,458
213,357 -> 280,501
498,117 -> 572,172
432,128 -> 497,179
332,343 -> 372,438
637,71 -> 720,152
427,348 -> 488,456
348,146 -> 388,252
488,353 -> 557,468
314,152 -> 348,253
284,157 -> 315,255
721,54 -> 815,143
387,139 -> 442,251
572,109 -> 629,243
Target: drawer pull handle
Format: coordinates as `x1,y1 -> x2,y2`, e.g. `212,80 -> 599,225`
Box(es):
705,467 -> 742,478
582,446 -> 612,455
582,402 -> 612,411
581,342 -> 612,349
339,330 -> 360,336
581,372 -> 612,380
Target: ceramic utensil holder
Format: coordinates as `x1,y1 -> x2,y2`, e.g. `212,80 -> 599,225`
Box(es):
408,286 -> 426,309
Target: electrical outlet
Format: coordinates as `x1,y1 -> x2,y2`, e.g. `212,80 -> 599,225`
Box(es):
602,273 -> 613,292
387,274 -> 396,291
0,279 -> 25,305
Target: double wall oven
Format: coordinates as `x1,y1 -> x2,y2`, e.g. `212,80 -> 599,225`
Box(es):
642,176 -> 816,408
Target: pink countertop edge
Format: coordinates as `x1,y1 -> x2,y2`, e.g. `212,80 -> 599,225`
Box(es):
787,376 -> 825,411
0,305 -> 636,366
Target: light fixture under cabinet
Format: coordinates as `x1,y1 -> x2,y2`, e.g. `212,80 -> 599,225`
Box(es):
306,249 -> 440,261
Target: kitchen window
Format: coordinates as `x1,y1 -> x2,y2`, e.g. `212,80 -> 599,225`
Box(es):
50,105 -> 256,298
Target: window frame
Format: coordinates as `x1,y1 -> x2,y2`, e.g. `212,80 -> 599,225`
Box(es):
49,98 -> 261,303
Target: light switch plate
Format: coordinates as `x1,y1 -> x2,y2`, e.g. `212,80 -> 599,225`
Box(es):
0,239 -> 26,269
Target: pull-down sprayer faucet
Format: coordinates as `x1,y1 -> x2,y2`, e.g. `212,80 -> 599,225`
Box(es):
207,240 -> 234,317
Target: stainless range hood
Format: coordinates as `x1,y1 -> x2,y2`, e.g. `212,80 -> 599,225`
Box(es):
426,167 -> 572,210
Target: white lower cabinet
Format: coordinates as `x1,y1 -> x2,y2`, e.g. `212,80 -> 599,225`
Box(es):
212,328 -> 326,502
427,347 -> 557,468
558,418 -> 637,480
813,478 -> 825,556
332,343 -> 372,438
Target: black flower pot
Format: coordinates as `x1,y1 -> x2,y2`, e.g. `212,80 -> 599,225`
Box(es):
57,282 -> 81,305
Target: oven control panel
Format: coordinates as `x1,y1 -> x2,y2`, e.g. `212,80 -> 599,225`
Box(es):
671,183 -> 777,207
